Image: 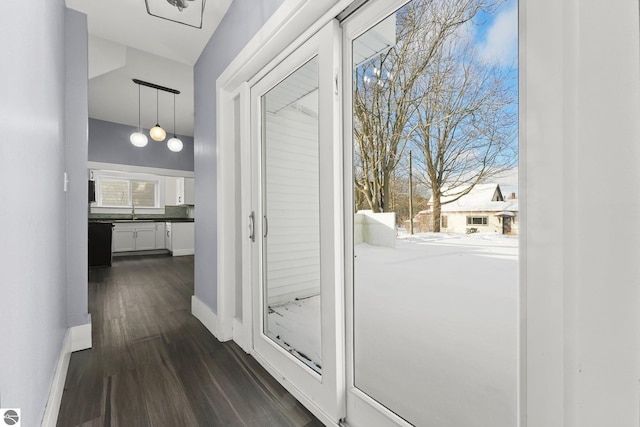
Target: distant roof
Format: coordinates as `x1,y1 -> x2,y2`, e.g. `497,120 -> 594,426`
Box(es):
425,183 -> 519,213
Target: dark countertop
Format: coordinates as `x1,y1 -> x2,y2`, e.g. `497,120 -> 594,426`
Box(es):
89,218 -> 194,223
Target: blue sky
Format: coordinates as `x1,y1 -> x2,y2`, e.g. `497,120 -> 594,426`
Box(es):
474,0 -> 518,68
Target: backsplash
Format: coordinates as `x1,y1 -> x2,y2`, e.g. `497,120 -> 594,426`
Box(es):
89,205 -> 193,220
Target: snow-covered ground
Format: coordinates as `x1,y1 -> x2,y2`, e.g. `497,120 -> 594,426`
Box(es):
268,232 -> 518,426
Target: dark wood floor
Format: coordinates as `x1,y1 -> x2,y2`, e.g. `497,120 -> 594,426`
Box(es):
57,254 -> 323,427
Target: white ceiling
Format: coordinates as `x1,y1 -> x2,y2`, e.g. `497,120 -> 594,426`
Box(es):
66,0 -> 234,137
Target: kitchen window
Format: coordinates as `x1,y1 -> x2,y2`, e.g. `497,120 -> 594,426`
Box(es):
91,170 -> 165,214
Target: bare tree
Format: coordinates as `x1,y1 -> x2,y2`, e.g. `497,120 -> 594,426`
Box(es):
353,0 -> 499,213
412,29 -> 517,232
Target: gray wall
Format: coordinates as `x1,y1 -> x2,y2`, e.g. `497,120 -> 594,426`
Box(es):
66,9 -> 90,328
193,0 -> 284,312
0,0 -> 70,424
89,118 -> 194,171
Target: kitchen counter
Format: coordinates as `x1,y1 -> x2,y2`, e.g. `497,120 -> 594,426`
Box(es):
89,218 -> 194,223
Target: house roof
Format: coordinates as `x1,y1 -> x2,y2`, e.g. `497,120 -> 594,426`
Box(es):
421,183 -> 519,214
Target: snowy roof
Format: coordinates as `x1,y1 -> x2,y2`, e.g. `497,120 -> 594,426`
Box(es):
427,183 -> 519,213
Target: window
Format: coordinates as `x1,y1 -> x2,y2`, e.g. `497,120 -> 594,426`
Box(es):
466,216 -> 488,225
441,215 -> 448,228
98,177 -> 158,207
92,170 -> 164,212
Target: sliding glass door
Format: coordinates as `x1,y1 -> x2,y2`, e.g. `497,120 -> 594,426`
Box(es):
343,0 -> 519,425
249,20 -> 344,423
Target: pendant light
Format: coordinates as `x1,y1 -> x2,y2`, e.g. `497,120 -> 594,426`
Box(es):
167,92 -> 183,152
149,88 -> 166,141
130,84 -> 149,147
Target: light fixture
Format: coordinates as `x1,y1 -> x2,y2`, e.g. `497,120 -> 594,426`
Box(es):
145,0 -> 205,29
130,84 -> 148,147
131,79 -> 181,150
149,88 -> 166,141
167,93 -> 183,152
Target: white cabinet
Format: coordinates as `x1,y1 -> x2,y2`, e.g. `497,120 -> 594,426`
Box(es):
135,228 -> 156,251
165,177 -> 195,206
113,227 -> 135,252
166,222 -> 172,251
155,222 -> 166,249
112,222 -> 164,253
175,177 -> 195,205
167,222 -> 194,256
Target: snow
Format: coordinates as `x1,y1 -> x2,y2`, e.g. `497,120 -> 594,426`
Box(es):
355,232 -> 517,426
267,295 -> 322,373
267,231 -> 518,426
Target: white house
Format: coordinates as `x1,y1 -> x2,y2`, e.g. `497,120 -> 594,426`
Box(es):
415,183 -> 519,234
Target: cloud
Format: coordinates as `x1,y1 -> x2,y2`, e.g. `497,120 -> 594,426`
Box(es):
478,1 -> 518,67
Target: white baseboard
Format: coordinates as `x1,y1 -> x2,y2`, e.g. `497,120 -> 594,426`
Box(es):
191,295 -> 219,339
41,322 -> 92,427
232,318 -> 252,353
70,322 -> 92,352
172,249 -> 195,256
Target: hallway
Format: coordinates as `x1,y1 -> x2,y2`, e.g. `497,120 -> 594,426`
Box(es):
56,255 -> 322,427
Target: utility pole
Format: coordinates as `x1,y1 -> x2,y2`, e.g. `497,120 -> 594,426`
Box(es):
409,150 -> 414,235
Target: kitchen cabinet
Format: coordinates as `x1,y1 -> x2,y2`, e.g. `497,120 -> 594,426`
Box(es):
167,222 -> 194,256
165,177 -> 178,206
180,177 -> 195,205
112,222 -> 162,253
113,227 -> 135,252
155,222 -> 166,249
165,177 -> 194,205
165,222 -> 172,251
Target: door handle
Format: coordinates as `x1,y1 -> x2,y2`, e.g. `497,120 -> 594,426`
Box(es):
248,211 -> 255,242
263,215 -> 268,238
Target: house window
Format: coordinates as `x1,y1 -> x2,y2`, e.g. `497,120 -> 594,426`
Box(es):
92,170 -> 164,213
466,216 -> 488,225
441,215 -> 448,228
98,177 -> 159,208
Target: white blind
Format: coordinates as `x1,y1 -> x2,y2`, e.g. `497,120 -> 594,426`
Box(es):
100,178 -> 129,206
131,180 -> 155,207
98,177 -> 158,207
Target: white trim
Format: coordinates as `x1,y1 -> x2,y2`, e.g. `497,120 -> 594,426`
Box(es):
239,82 -> 254,357
70,322 -> 92,352
215,84 -> 237,343
87,161 -> 195,178
41,323 -> 92,427
171,248 -> 195,256
191,295 -> 224,340
217,0 -> 352,90
232,318 -> 251,353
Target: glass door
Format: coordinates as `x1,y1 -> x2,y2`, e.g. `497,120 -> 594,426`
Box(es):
249,20 -> 344,424
342,0 -> 519,425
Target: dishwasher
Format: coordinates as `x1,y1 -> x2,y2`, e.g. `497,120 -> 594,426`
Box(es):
88,222 -> 113,267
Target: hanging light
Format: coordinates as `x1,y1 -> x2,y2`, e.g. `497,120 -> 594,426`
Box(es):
167,92 -> 183,152
130,84 -> 148,147
149,88 -> 166,141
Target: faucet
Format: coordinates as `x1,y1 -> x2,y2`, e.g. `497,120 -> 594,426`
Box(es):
131,205 -> 137,220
